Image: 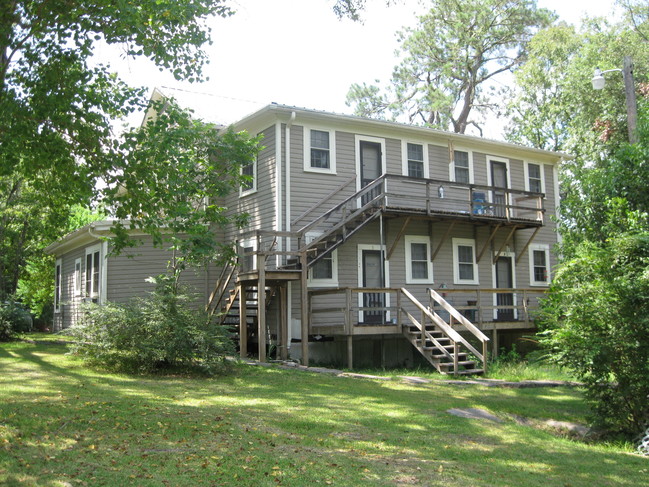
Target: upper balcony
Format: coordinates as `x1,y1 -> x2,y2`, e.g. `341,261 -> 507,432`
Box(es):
294,174 -> 545,246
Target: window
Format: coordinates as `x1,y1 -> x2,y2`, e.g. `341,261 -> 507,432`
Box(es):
306,232 -> 338,286
310,130 -> 330,169
74,258 -> 82,296
305,128 -> 336,173
452,150 -> 471,184
407,143 -> 424,178
54,259 -> 62,313
453,238 -> 478,284
405,236 -> 433,284
529,244 -> 550,286
525,162 -> 545,194
240,157 -> 257,195
85,245 -> 101,302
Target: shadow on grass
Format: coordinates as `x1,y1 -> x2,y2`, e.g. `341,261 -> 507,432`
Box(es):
0,341 -> 645,487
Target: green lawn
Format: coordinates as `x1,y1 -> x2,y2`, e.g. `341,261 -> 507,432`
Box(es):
0,338 -> 645,487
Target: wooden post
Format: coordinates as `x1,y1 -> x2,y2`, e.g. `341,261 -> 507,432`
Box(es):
492,327 -> 499,358
257,259 -> 267,363
300,251 -> 309,366
239,284 -> 247,359
347,335 -> 353,370
279,284 -> 288,361
482,340 -> 488,375
623,56 -> 638,144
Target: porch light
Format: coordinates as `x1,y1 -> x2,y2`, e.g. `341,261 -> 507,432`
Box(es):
438,185 -> 445,198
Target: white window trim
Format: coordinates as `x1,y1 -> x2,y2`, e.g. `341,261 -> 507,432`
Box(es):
306,232 -> 338,287
405,235 -> 433,284
303,126 -> 336,174
401,140 -> 429,179
452,238 -> 479,285
239,158 -> 257,197
54,258 -> 62,313
529,244 -> 551,287
524,161 -> 546,195
85,243 -> 104,303
449,148 -> 474,184
355,135 -> 387,193
74,258 -> 82,297
357,244 -> 391,323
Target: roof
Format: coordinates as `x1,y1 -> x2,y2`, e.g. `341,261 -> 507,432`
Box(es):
44,220 -> 125,256
231,103 -> 570,164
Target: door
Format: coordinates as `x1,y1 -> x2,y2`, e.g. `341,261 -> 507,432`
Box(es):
360,141 -> 382,205
490,161 -> 508,217
361,249 -> 385,324
495,256 -> 515,321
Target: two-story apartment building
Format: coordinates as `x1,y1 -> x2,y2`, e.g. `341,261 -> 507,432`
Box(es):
47,102 -> 565,375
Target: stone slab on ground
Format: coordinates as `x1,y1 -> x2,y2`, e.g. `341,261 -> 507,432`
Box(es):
447,408 -> 503,423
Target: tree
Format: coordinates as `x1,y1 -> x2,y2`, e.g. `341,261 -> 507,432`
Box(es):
540,232 -> 649,438
505,16 -> 649,158
346,0 -> 555,134
0,1 -> 255,299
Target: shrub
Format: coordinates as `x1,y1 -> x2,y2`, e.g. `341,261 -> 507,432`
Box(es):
0,299 -> 33,341
540,232 -> 649,439
69,274 -> 234,374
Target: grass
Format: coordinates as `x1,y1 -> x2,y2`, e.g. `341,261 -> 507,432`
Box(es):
1,336 -> 646,487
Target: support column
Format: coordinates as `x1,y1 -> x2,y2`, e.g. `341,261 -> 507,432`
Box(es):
347,335 -> 353,370
279,284 -> 288,361
258,260 -> 267,363
492,327 -> 499,358
300,251 -> 309,366
239,284 -> 247,359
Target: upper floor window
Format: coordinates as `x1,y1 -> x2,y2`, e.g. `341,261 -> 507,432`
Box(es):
453,238 -> 478,285
405,236 -> 433,284
525,162 -> 545,194
406,143 -> 425,178
529,244 -> 550,286
240,157 -> 257,196
451,150 -> 472,184
304,127 -> 336,174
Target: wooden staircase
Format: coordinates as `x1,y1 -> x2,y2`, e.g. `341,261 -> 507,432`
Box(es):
402,323 -> 484,375
400,288 -> 489,376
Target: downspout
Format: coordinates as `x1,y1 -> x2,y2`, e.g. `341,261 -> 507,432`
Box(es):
275,121 -> 283,269
285,111 -> 296,346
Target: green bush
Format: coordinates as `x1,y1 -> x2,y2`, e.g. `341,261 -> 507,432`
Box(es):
69,274 -> 234,374
0,299 -> 33,341
540,232 -> 649,439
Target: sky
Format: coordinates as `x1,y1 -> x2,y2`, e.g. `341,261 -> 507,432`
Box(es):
98,0 -> 621,140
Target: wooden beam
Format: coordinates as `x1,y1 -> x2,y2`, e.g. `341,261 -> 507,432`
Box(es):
493,226 -> 518,264
257,260 -> 267,363
431,221 -> 456,261
279,284 -> 288,360
347,336 -> 353,370
516,227 -> 541,264
386,216 -> 411,260
239,284 -> 247,359
476,223 -> 501,263
300,250 -> 309,366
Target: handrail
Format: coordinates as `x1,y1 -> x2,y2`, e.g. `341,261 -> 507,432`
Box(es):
206,259 -> 237,318
297,175 -> 386,236
428,288 -> 490,345
291,175 -> 357,227
400,288 -> 464,344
